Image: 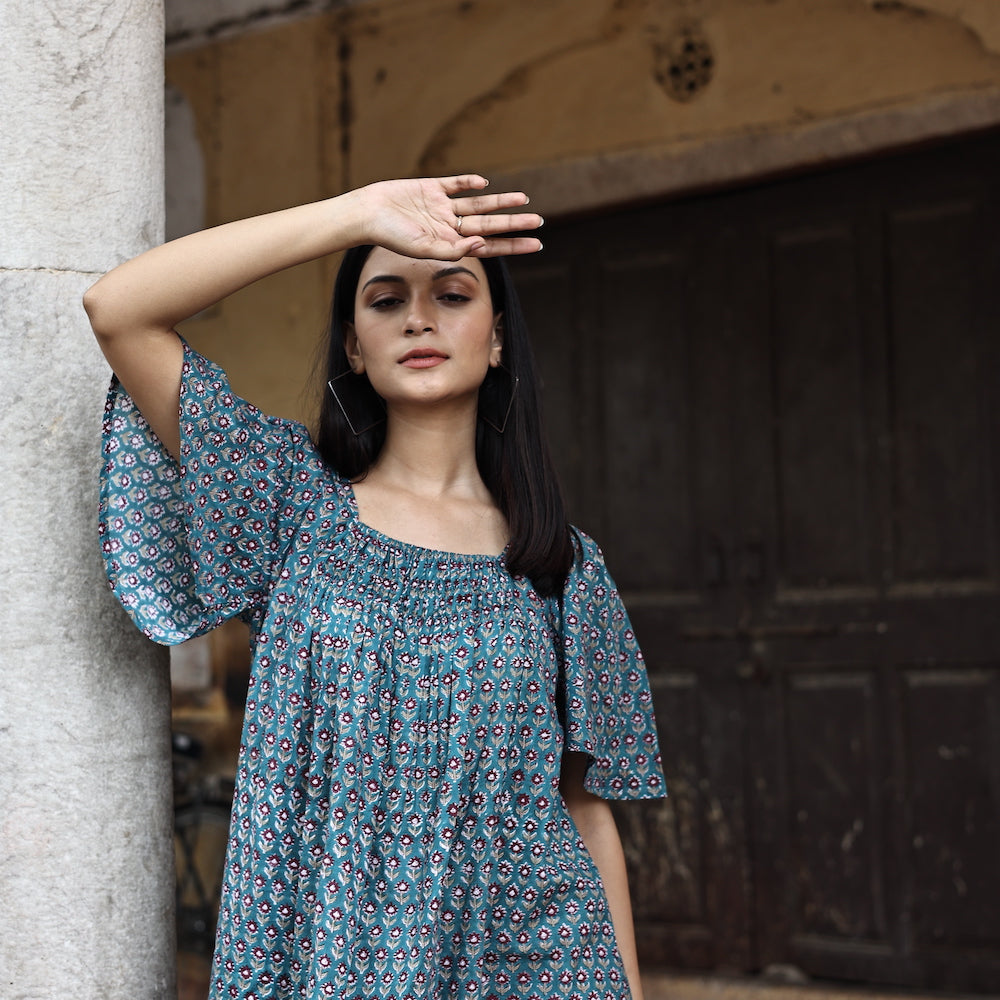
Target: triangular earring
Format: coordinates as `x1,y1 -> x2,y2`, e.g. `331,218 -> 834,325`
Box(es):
478,364 -> 519,434
327,370 -> 385,436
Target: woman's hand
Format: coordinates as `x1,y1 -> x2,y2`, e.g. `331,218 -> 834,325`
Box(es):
347,175 -> 543,260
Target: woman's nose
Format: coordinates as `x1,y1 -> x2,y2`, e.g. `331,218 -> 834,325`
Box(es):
404,297 -> 434,335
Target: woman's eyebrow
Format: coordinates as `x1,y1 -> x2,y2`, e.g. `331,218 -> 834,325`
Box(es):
361,274 -> 404,291
432,266 -> 479,282
361,266 -> 479,292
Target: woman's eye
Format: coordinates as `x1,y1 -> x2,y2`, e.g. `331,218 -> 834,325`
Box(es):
370,297 -> 402,309
440,293 -> 470,303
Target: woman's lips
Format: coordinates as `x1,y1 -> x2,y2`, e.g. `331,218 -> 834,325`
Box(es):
399,351 -> 447,368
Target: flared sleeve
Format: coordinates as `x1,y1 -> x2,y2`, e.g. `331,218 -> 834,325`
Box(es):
99,343 -> 326,644
558,531 -> 666,800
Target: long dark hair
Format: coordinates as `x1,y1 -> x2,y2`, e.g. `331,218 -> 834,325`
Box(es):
314,245 -> 574,595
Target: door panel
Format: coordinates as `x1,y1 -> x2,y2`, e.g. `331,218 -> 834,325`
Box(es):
512,262 -> 588,514
736,136 -> 1000,990
784,669 -> 887,943
620,634 -> 749,970
600,250 -> 700,594
887,201 -> 996,587
902,666 -> 1000,947
770,225 -> 872,592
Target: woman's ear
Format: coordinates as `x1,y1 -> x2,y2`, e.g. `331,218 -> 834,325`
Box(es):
490,313 -> 504,368
344,322 -> 365,374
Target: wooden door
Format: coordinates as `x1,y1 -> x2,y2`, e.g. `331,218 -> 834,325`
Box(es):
508,130 -> 1000,992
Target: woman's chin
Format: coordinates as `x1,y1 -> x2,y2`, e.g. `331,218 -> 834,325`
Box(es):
382,391 -> 480,424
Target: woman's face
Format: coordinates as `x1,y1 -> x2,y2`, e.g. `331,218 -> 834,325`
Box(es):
345,248 -> 502,414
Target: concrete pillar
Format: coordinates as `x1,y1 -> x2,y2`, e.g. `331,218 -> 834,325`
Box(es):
0,3 -> 174,998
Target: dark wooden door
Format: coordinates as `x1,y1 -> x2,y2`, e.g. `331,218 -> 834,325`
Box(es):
508,130 -> 1000,992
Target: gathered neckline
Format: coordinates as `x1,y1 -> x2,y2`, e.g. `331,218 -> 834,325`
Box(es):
341,478 -> 509,565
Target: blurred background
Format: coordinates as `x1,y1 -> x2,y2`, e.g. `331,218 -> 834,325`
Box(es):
163,1 -> 1000,997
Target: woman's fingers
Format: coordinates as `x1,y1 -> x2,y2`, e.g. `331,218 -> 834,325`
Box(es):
468,236 -> 544,257
450,191 -> 531,216
438,174 -> 490,196
444,184 -> 542,242
456,212 -> 544,235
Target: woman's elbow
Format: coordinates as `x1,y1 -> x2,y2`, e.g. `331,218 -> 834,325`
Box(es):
564,785 -> 616,843
82,279 -> 115,341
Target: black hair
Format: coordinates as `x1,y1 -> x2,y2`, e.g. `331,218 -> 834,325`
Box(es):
314,244 -> 574,595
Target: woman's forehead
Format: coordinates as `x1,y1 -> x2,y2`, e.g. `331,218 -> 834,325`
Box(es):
360,247 -> 486,282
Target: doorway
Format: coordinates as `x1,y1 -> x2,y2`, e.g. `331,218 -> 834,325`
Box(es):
509,130 -> 1000,992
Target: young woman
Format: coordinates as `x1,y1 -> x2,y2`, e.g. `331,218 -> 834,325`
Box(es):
85,175 -> 665,1000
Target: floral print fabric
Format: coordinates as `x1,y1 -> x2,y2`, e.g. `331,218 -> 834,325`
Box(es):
100,345 -> 665,1000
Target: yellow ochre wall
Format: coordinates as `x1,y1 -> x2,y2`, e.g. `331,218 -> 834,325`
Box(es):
166,0 -> 1000,424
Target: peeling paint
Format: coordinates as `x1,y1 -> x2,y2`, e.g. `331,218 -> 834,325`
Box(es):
167,0 -> 354,52
418,64 -> 534,175
416,3 -> 642,174
707,795 -> 731,849
868,0 -> 1000,59
840,817 -> 864,852
872,1 -> 928,16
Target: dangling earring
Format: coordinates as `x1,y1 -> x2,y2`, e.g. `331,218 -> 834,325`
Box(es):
478,363 -> 519,434
327,369 -> 385,436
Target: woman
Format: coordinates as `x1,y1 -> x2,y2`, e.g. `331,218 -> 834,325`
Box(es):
85,175 -> 665,1000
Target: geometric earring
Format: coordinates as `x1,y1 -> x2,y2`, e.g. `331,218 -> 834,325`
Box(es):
478,363 -> 519,434
327,370 -> 386,436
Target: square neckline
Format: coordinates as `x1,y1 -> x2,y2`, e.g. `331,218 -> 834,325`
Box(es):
342,477 -> 509,564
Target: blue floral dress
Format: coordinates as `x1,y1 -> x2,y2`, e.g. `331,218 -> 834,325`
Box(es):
100,345 -> 665,1000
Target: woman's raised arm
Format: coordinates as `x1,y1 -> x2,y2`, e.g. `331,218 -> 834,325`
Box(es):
83,175 -> 543,459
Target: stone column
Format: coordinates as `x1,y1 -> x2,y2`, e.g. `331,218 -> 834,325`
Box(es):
0,3 -> 174,998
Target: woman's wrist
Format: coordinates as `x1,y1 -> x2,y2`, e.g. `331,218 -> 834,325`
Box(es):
323,186 -> 372,251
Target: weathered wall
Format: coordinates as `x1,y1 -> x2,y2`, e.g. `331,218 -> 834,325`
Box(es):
0,1 -> 175,997
347,0 -> 1000,179
164,0 -> 1000,423
166,21 -> 333,421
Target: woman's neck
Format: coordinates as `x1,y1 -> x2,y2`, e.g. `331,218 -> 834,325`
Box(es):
368,404 -> 485,500
351,404 -> 508,555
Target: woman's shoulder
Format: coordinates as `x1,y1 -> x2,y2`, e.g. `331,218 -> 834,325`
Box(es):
566,526 -> 609,577
180,343 -> 307,433
177,341 -> 336,475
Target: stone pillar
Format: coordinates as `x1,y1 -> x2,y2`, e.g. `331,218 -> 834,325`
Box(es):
0,3 -> 174,998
